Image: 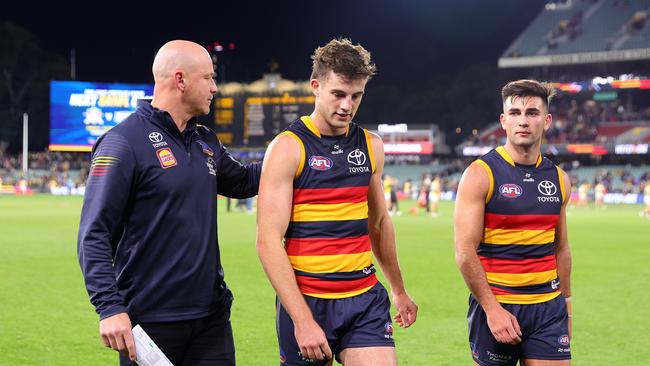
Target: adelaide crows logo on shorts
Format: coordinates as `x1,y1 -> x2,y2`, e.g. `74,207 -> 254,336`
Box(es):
558,334 -> 570,346
156,148 -> 178,169
384,321 -> 394,340
499,183 -> 523,198
308,155 -> 332,171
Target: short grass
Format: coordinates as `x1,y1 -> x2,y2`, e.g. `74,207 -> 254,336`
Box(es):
0,195 -> 648,365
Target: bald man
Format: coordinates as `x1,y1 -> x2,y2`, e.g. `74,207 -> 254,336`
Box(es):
78,40 -> 261,365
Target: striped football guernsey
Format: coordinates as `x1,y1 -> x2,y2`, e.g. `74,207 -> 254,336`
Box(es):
475,146 -> 566,304
282,116 -> 378,299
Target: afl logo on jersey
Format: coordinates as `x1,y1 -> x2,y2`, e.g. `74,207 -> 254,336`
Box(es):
499,183 -> 523,198
309,155 -> 333,171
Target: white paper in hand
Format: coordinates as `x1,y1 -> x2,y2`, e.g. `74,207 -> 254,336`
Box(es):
132,324 -> 174,366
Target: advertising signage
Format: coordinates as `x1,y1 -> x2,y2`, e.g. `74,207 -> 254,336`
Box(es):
49,80 -> 153,151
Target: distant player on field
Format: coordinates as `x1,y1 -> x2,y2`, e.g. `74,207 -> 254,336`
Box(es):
429,175 -> 442,217
454,79 -> 573,366
594,180 -> 606,209
577,181 -> 589,207
643,180 -> 650,219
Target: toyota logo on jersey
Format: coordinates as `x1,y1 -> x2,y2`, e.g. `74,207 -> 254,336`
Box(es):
347,149 -> 366,166
538,180 -> 557,196
308,156 -> 333,171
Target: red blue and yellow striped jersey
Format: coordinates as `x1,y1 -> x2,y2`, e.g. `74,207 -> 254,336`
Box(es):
282,116 -> 377,299
476,146 -> 567,304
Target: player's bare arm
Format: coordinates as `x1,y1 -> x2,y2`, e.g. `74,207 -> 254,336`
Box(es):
454,162 -> 522,344
256,133 -> 332,361
366,132 -> 418,328
555,169 -> 573,337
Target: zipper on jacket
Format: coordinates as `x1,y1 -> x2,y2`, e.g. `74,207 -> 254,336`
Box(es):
183,128 -> 193,157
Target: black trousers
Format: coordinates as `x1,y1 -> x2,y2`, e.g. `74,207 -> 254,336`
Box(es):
119,309 -> 235,366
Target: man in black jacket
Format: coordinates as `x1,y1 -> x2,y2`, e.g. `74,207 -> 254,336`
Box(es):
77,40 -> 260,365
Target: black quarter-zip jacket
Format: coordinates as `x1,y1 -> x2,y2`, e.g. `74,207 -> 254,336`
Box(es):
77,101 -> 260,323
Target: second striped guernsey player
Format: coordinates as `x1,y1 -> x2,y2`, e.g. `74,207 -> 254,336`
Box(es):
454,80 -> 573,366
256,38 -> 418,366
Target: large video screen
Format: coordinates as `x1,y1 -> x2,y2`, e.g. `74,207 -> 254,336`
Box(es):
49,81 -> 153,151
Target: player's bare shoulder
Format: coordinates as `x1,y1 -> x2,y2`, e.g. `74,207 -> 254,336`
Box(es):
262,132 -> 304,178
556,165 -> 573,204
268,132 -> 303,158
365,130 -> 385,153
458,161 -> 491,195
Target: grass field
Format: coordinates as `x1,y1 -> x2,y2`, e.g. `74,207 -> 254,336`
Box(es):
1,195 -> 649,365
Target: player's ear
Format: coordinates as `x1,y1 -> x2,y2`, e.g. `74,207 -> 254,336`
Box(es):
544,113 -> 552,131
311,79 -> 320,97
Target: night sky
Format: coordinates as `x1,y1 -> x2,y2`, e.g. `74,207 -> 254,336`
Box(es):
4,1 -> 548,86
1,1 -> 553,150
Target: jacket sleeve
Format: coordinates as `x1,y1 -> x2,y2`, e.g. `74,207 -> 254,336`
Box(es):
216,140 -> 261,198
77,132 -> 136,319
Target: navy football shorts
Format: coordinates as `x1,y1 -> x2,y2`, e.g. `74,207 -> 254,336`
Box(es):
276,282 -> 395,366
467,294 -> 571,366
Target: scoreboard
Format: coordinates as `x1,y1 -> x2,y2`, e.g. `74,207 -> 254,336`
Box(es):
211,93 -> 314,146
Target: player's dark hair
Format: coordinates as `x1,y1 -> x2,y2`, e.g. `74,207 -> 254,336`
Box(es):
501,79 -> 556,110
311,38 -> 376,81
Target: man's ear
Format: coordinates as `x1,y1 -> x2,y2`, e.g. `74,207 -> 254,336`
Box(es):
174,71 -> 185,91
311,79 -> 320,97
544,113 -> 552,131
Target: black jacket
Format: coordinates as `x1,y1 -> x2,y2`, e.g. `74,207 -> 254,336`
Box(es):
77,101 -> 260,323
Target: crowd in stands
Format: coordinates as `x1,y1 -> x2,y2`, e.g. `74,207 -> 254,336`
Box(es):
624,9 -> 648,34
466,93 -> 650,148
546,9 -> 583,49
1,141 -> 648,201
0,144 -> 90,194
0,144 -> 265,194
558,160 -> 649,195
546,97 -> 650,143
504,0 -> 648,58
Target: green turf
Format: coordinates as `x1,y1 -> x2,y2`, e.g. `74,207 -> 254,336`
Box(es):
0,195 -> 648,365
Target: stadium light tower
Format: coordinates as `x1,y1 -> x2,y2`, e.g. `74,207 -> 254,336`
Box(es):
22,113 -> 28,179
207,40 -> 236,84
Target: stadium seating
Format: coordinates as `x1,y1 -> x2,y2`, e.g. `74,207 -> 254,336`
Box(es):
502,0 -> 650,58
383,164 -> 452,183
596,122 -> 646,142
615,124 -> 650,142
568,163 -> 648,191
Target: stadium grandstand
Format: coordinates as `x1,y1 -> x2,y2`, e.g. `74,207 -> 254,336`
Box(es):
458,0 -> 650,205
2,0 -> 649,208
499,0 -> 650,68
